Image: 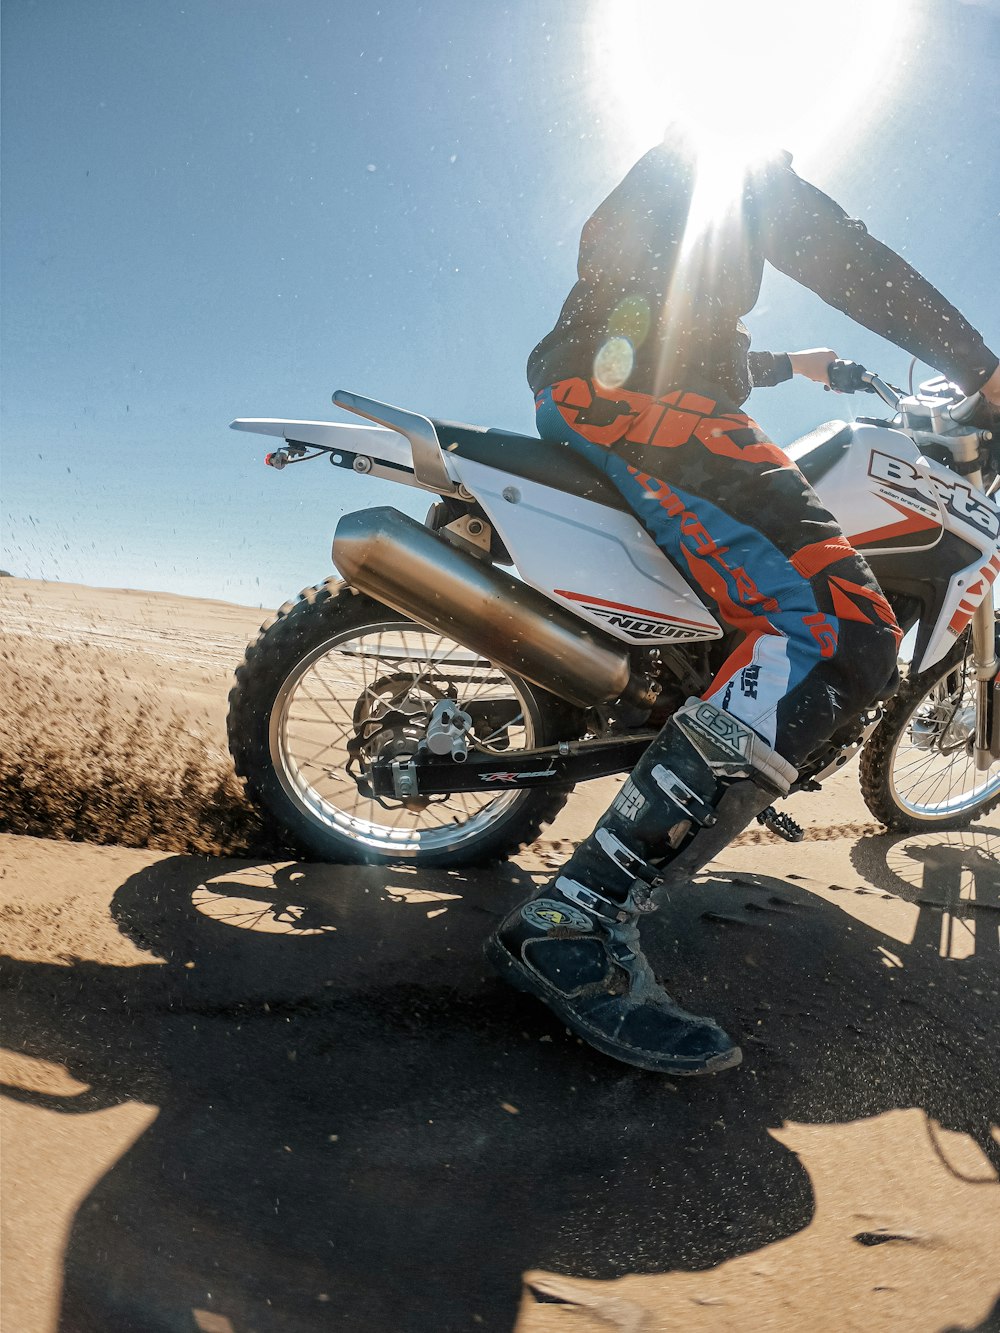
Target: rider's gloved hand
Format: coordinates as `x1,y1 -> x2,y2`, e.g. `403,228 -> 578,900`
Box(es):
980,363 -> 1000,408
788,348 -> 839,387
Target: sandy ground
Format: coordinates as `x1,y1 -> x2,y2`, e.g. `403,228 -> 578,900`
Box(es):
1,577 -> 998,1332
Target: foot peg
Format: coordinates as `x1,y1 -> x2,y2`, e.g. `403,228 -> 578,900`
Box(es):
756,806 -> 804,843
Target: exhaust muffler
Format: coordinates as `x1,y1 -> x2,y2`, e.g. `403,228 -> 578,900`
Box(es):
333,507 -> 640,709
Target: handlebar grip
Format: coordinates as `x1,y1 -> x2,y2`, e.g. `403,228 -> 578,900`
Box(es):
827,360 -> 873,394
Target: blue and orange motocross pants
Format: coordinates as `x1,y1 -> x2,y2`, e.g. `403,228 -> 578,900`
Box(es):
536,378 -> 901,769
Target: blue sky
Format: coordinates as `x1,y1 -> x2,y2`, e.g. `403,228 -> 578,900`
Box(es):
3,0 -> 999,607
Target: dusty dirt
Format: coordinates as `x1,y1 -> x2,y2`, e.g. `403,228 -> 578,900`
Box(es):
1,576 -> 999,1333
0,579 -> 273,856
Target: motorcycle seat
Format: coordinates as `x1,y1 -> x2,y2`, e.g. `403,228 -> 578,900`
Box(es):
431,417 -> 855,514
431,420 -> 632,513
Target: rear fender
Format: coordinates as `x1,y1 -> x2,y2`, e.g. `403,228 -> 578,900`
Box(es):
230,418 -> 423,490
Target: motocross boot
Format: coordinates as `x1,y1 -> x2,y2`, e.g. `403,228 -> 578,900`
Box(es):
485,698 -> 797,1075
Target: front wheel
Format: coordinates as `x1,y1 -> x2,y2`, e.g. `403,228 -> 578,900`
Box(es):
227,580 -> 585,866
859,629 -> 1000,831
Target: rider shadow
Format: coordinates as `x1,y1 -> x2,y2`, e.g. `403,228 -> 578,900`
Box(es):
2,848 -> 998,1332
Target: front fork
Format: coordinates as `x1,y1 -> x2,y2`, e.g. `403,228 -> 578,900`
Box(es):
963,448 -> 1000,769
971,596 -> 999,769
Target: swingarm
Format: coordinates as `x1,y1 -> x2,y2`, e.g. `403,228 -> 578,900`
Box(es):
365,734 -> 652,800
363,731 -> 806,844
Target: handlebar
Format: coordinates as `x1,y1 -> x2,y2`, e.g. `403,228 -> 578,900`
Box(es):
826,360 -> 997,470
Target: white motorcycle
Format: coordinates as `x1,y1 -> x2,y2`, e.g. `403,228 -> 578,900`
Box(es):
228,364 -> 1000,865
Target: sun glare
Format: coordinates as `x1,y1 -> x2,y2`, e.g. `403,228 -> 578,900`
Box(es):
588,0 -> 915,175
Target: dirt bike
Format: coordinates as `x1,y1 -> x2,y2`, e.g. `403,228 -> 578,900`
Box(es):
227,363 -> 1000,866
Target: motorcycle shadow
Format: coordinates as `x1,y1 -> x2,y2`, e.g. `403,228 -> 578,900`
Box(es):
3,847 -> 998,1332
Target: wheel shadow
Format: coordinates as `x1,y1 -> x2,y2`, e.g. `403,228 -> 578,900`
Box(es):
851,822 -> 1000,961
2,850 -> 998,1331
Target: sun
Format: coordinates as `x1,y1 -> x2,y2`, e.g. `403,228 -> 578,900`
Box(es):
587,0 -> 916,176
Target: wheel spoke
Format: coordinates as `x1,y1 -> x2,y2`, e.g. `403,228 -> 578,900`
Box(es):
269,617 -> 553,857
885,647 -> 1000,821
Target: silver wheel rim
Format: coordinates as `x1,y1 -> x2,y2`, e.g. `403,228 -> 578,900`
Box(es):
268,619 -> 539,857
887,657 -> 1000,821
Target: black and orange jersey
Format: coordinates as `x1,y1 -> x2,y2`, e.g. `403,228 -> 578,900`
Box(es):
527,139 -> 998,406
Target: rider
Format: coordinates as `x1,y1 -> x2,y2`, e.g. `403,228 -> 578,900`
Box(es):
485,128 -> 1000,1075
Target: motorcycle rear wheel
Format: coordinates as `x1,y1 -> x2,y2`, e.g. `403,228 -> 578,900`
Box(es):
227,580 -> 584,866
859,630 -> 1000,831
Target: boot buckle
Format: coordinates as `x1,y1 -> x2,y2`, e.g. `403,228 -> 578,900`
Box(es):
594,828 -> 660,884
651,765 -> 717,826
554,876 -> 620,923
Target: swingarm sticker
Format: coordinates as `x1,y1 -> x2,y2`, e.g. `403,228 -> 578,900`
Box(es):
479,767 -> 557,783
868,450 -> 999,539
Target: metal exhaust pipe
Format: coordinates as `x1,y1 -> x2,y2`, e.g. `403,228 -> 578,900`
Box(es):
333,507 -> 634,709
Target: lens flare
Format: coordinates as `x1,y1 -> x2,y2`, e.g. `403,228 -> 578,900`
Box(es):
594,335 -> 635,388
588,0 -> 915,174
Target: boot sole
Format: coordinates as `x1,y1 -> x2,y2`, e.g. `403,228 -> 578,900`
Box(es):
484,935 -> 742,1076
